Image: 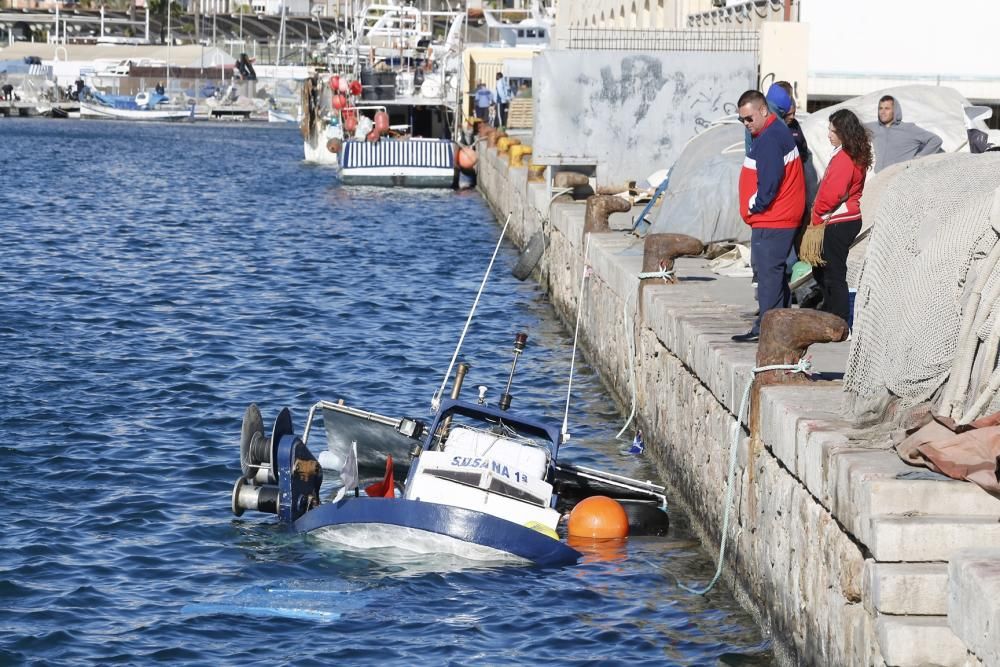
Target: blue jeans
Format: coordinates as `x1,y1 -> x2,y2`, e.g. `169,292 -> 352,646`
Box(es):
750,227 -> 797,335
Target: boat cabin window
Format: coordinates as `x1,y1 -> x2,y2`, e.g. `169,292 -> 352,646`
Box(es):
371,106 -> 450,140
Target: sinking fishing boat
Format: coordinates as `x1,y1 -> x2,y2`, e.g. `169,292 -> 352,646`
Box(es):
230,221 -> 666,566
231,334 -> 667,567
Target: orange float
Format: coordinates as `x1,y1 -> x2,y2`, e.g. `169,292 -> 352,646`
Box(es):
567,496 -> 629,539
374,110 -> 390,135
326,138 -> 342,153
332,94 -> 347,110
328,74 -> 340,92
456,146 -> 477,170
366,129 -> 380,143
342,110 -> 357,134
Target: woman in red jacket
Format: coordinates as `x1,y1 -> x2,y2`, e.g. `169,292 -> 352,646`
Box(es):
810,108 -> 873,325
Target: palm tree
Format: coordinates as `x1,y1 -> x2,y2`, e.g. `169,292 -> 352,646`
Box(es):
147,0 -> 181,44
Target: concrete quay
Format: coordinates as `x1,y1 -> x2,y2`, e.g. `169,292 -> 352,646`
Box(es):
476,144 -> 1000,666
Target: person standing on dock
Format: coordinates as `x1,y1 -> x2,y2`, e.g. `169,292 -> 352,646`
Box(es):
865,95 -> 942,173
495,72 -> 512,128
733,89 -> 806,343
474,81 -> 493,124
806,109 -> 872,326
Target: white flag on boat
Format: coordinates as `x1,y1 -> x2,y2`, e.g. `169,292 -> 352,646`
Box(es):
333,440 -> 359,504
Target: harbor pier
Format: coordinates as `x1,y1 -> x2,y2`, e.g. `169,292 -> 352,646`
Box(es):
476,144 -> 1000,666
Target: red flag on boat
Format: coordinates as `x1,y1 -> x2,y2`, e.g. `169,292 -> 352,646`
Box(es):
365,456 -> 395,498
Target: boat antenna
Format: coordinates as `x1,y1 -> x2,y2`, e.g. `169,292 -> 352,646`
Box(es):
498,332 -> 527,411
560,234 -> 592,449
431,212 -> 512,413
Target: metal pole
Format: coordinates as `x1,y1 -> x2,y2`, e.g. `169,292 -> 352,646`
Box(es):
100,5 -> 105,39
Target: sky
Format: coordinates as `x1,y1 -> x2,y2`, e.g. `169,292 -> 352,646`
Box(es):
799,0 -> 1000,78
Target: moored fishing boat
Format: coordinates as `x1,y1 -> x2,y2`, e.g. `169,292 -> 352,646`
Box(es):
301,3 -> 469,187
80,91 -> 194,122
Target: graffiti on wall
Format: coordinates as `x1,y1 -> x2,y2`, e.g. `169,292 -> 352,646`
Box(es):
533,50 -> 755,185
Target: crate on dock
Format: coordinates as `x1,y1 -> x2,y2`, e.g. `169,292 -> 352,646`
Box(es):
506,98 -> 533,130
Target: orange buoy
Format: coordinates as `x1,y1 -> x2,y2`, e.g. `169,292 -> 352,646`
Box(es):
328,74 -> 340,92
326,138 -> 342,153
456,146 -> 477,170
332,94 -> 347,110
374,110 -> 390,135
342,110 -> 357,134
567,496 -> 629,539
366,129 -> 380,143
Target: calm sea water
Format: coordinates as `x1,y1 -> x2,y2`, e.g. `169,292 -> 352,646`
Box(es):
0,118 -> 770,666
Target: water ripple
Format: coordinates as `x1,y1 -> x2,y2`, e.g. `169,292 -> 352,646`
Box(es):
0,119 -> 769,666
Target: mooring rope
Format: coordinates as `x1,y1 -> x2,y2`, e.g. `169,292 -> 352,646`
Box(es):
618,260 -> 673,439
680,356 -> 812,595
432,213 -> 512,413
636,269 -> 674,282
561,235 -> 593,445
616,289 -> 639,440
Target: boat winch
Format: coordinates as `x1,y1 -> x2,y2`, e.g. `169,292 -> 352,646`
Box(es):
232,404 -> 322,521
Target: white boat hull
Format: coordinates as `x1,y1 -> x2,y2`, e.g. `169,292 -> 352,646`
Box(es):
303,132 -> 343,167
268,109 -> 299,124
80,102 -> 193,122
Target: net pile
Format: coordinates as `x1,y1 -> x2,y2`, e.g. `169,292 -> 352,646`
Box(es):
844,152 -> 1000,424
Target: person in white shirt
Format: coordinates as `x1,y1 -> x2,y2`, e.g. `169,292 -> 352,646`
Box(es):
494,72 -> 512,128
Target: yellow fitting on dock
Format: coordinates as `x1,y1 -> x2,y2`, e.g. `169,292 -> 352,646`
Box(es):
528,160 -> 545,181
511,144 -> 532,168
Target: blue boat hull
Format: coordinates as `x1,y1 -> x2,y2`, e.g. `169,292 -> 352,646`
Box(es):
294,497 -> 581,567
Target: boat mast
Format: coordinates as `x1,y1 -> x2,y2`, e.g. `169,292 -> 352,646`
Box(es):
166,1 -> 171,93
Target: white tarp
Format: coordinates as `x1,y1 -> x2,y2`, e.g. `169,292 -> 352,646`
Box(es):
532,49 -> 755,188
649,121 -> 747,242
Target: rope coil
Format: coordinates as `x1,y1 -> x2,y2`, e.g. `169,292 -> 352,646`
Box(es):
637,269 -> 675,282
681,356 -> 812,595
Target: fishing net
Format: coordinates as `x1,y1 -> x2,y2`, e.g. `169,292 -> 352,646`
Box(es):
843,152 -> 1000,424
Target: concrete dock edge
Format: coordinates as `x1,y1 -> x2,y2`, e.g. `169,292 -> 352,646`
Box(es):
476,143 -> 1000,666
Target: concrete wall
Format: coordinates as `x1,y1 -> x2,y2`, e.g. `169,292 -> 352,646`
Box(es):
531,49 -> 754,187
476,143 -> 1000,666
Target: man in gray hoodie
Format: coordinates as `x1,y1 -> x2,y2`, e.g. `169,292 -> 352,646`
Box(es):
866,95 -> 943,173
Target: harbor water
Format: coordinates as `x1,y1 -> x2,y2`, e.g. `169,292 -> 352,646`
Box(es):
0,119 -> 771,665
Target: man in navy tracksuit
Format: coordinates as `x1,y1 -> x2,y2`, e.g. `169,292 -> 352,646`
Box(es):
733,90 -> 805,342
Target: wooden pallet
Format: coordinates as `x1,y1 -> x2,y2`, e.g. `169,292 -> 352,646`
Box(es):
506,97 -> 533,129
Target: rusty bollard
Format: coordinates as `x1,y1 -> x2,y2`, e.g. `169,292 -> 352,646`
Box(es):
583,195 -> 631,235
487,130 -> 506,148
747,309 -> 848,436
640,233 -> 705,285
553,171 -> 589,189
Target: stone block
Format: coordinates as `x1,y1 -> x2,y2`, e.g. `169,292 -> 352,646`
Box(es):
799,428 -> 852,506
829,449 -> 912,541
876,615 -> 971,667
867,515 -> 1000,562
864,561 -> 948,615
757,384 -> 847,476
948,548 -> 1000,667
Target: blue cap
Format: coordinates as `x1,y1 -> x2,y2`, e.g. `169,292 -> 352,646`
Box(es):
765,84 -> 793,116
